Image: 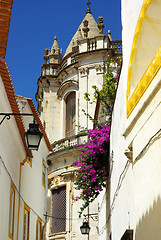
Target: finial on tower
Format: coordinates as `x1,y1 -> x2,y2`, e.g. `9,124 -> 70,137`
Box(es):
86,0 -> 91,14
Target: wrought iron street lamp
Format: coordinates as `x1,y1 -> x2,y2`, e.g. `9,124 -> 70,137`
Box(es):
0,113 -> 43,150
80,220 -> 91,235
80,213 -> 98,235
25,117 -> 43,150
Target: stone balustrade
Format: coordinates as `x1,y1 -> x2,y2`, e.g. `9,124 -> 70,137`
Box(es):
52,132 -> 88,152
111,40 -> 122,54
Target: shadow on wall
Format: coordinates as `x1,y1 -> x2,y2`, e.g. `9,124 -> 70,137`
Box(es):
135,195 -> 161,240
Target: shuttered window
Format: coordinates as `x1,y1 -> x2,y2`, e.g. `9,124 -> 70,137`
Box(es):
65,92 -> 76,137
51,186 -> 66,233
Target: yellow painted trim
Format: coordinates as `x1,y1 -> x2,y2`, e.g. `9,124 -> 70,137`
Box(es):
16,164 -> 21,240
23,156 -> 32,168
19,156 -> 32,168
8,181 -> 15,240
37,216 -> 42,224
42,158 -> 46,189
49,232 -> 66,236
23,203 -> 30,240
127,47 -> 161,117
36,217 -> 42,240
16,158 -> 26,240
16,155 -> 32,240
126,0 -> 157,117
50,191 -> 52,235
27,156 -> 32,168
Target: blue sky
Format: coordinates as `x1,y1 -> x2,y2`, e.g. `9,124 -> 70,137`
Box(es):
5,0 -> 122,106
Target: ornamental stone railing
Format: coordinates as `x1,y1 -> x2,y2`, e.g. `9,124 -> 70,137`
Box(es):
41,64 -> 58,77
60,49 -> 79,71
59,40 -> 122,71
52,132 -> 88,152
87,40 -> 97,51
110,40 -> 122,54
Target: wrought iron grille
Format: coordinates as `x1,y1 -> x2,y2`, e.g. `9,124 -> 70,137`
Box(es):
51,186 -> 66,233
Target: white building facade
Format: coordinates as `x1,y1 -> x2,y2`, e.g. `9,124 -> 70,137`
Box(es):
0,59 -> 53,240
105,0 -> 161,239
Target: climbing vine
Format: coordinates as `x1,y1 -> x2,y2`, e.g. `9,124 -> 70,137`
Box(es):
73,58 -> 121,217
84,58 -> 121,122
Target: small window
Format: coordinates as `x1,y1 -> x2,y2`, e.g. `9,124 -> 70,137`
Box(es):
23,204 -> 30,240
65,92 -> 76,137
8,181 -> 15,239
42,158 -> 46,188
36,217 -> 42,240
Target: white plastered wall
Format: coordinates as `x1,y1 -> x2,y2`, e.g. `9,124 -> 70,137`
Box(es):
0,78 -> 26,240
108,0 -> 161,239
0,80 -> 50,240
16,100 -> 49,239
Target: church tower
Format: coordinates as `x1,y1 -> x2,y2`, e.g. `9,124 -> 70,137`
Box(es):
36,1 -> 122,240
36,1 -> 121,144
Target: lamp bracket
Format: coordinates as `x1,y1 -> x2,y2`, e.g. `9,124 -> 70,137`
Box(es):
83,213 -> 98,221
0,113 -> 34,125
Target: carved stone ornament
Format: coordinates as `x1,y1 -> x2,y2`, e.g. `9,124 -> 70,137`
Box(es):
79,67 -> 89,77
95,64 -> 105,74
97,16 -> 104,35
50,176 -> 65,188
82,20 -> 89,38
98,16 -> 103,24
52,177 -> 60,186
83,19 -> 89,28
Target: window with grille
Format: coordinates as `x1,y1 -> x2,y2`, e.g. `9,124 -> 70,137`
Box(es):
65,92 -> 76,137
51,186 -> 66,233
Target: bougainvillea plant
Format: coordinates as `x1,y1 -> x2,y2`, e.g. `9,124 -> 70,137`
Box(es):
72,58 -> 121,217
72,123 -> 110,217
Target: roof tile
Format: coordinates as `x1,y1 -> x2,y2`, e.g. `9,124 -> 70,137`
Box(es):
0,59 -> 33,157
0,0 -> 13,58
27,99 -> 53,152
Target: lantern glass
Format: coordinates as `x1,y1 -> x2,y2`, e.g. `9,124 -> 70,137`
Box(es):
80,221 -> 90,235
25,121 -> 43,150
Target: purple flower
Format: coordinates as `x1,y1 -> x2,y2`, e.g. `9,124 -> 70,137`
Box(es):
90,169 -> 96,174
73,122 -> 110,211
91,177 -> 97,182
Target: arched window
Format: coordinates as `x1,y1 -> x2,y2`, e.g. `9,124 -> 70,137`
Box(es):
65,92 -> 76,137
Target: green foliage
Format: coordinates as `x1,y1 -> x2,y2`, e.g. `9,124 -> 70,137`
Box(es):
83,58 -> 121,123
